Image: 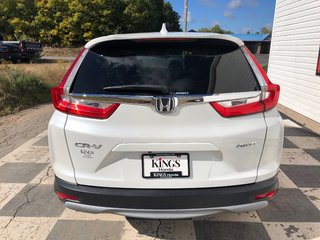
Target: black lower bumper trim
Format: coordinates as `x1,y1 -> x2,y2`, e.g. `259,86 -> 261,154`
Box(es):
54,175 -> 278,209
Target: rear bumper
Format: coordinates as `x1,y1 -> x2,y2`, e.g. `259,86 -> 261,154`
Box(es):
65,201 -> 268,219
55,175 -> 278,218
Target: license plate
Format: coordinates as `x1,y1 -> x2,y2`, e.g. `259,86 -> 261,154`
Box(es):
142,153 -> 190,178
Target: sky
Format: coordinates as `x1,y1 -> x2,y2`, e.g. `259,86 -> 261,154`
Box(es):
167,0 -> 276,33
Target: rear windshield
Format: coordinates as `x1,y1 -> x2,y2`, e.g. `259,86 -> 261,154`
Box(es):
71,39 -> 260,95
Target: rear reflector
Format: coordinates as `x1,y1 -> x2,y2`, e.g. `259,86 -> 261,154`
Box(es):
255,189 -> 278,200
51,49 -> 120,119
210,47 -> 280,117
55,191 -> 79,201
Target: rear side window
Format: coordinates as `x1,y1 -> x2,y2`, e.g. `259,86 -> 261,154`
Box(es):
214,49 -> 259,93
71,39 -> 260,95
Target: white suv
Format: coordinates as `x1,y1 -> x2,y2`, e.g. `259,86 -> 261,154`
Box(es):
49,30 -> 283,219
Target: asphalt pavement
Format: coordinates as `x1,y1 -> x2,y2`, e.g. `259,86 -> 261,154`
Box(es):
0,104 -> 54,159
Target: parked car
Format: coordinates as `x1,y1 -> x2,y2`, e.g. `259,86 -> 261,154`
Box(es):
49,28 -> 283,219
0,41 -> 21,63
0,33 -> 42,63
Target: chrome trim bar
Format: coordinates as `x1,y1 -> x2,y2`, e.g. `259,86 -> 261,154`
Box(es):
69,91 -> 261,108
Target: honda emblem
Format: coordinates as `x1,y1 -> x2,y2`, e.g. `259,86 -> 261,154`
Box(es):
155,97 -> 175,113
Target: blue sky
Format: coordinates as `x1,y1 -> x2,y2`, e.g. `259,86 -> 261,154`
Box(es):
168,0 -> 276,33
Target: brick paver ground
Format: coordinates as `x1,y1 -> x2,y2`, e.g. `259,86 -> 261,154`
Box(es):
0,108 -> 319,239
0,104 -> 54,159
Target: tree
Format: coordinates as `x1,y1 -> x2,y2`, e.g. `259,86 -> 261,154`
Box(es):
124,0 -> 161,33
124,0 -> 180,33
33,0 -> 125,46
161,2 -> 181,31
198,24 -> 233,34
260,26 -> 272,34
0,0 -> 18,40
1,0 -> 181,46
33,0 -> 70,46
9,0 -> 38,40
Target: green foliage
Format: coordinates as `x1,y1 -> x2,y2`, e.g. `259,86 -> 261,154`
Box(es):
260,26 -> 272,34
123,0 -> 180,33
0,0 -> 181,46
0,69 -> 51,115
10,0 -> 38,40
247,27 -> 272,35
33,0 -> 70,45
0,0 -> 17,40
198,24 -> 233,34
262,64 -> 268,72
124,0 -> 162,33
162,2 -> 180,31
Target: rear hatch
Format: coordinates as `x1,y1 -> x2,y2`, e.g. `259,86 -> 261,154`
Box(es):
53,37 -> 278,188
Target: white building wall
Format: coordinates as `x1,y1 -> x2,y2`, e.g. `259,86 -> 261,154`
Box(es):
268,0 -> 320,124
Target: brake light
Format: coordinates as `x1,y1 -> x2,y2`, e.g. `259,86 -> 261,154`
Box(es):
55,191 -> 79,202
263,83 -> 280,111
51,87 -> 120,119
51,49 -> 120,119
210,47 -> 280,117
255,189 -> 278,200
210,98 -> 264,118
51,86 -> 69,112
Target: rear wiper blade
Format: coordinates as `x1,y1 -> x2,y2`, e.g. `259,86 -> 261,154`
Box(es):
102,85 -> 168,94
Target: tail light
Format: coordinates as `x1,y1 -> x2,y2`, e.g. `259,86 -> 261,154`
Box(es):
51,87 -> 119,119
51,49 -> 120,119
210,47 -> 280,117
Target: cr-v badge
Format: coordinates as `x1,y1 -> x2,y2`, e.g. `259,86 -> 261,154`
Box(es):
75,142 -> 102,159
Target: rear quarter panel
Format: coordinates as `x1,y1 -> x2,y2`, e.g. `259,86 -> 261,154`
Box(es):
256,108 -> 284,182
48,111 -> 76,183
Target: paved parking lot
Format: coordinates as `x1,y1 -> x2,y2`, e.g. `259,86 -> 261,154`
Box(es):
0,104 -> 53,159
0,111 -> 319,239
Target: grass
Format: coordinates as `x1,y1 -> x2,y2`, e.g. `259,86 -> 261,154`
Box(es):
0,62 -> 71,116
262,64 -> 268,72
42,47 -> 82,57
7,63 -> 71,86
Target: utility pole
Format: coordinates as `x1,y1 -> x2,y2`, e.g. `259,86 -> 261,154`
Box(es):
183,0 -> 188,32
